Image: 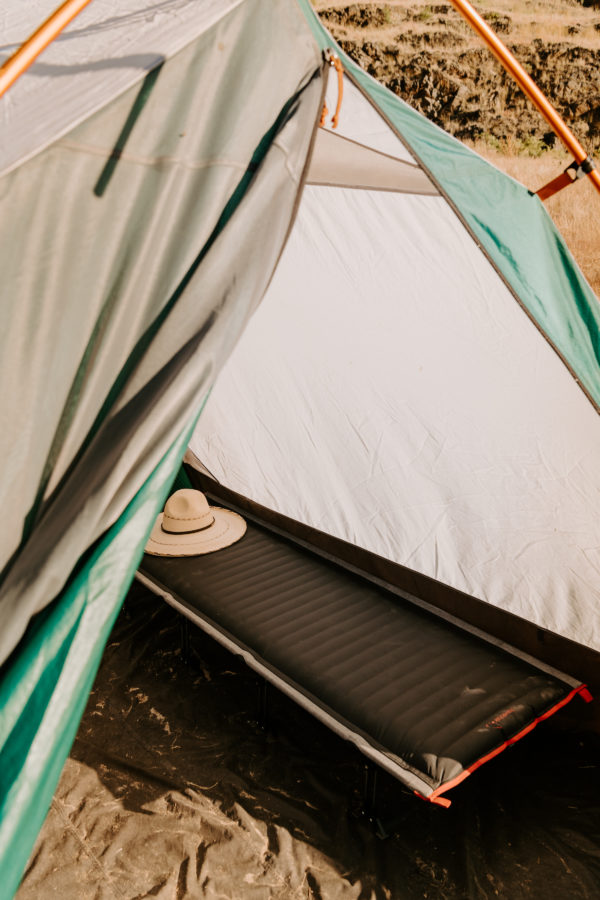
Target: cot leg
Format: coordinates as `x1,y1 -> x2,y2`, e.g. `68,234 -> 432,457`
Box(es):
180,617 -> 191,664
257,679 -> 269,731
360,762 -> 391,839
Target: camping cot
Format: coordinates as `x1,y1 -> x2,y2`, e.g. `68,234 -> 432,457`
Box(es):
1,1 -> 599,894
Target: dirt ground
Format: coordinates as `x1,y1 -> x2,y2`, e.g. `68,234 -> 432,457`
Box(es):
19,584 -> 600,899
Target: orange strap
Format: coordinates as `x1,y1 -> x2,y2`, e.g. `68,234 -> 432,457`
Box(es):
319,52 -> 344,130
421,683 -> 591,808
330,56 -> 344,129
536,171 -> 577,202
536,157 -> 596,202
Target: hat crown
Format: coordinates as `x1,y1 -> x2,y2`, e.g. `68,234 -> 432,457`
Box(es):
162,489 -> 214,534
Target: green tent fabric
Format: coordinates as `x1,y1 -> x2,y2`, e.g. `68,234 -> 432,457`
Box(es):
1,1 -> 599,895
0,415 -> 197,898
189,2 -> 600,665
0,0 -> 323,667
0,1 -> 323,893
297,0 -> 600,409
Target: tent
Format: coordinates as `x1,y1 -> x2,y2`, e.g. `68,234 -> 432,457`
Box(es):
1,0 -> 599,894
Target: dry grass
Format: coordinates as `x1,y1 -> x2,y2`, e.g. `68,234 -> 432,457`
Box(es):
311,2 -> 600,297
314,0 -> 600,48
469,144 -> 600,298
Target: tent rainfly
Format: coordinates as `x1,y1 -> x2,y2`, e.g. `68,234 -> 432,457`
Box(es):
1,0 -> 599,894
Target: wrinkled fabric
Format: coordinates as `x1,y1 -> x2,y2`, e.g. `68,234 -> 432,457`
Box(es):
0,1 -> 323,890
0,421 -> 197,900
190,69 -> 600,654
0,0 -> 245,175
19,586 -> 600,899
0,0 -> 322,665
191,179 -> 600,652
297,0 -> 600,408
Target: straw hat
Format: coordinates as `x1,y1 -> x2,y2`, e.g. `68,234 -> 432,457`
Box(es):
145,489 -> 246,557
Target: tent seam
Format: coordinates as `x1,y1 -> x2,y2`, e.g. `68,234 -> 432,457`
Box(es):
57,140 -> 250,171
296,0 -> 600,416
0,0 -> 249,179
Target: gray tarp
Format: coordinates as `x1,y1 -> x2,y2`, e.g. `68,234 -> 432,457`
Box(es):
19,586 -> 600,899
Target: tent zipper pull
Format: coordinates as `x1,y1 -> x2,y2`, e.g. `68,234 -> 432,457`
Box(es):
321,50 -> 344,130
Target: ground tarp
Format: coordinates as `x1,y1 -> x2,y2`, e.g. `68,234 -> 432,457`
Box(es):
18,584 -> 600,899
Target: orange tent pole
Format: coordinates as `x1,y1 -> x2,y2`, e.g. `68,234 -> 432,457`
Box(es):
0,0 -> 94,99
447,0 -> 600,197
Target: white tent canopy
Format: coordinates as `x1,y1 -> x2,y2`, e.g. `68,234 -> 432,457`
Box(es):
0,0 -> 251,175
190,71 -> 600,653
2,1 -> 600,891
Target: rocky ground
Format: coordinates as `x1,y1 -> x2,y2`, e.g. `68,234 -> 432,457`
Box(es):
314,0 -> 600,153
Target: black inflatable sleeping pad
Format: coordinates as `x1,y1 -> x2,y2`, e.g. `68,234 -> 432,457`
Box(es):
139,514 -> 588,805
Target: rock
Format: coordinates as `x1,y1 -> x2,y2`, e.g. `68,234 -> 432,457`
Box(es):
319,5 -> 600,152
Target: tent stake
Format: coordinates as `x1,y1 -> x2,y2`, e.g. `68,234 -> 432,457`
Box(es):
257,679 -> 270,731
180,617 -> 191,665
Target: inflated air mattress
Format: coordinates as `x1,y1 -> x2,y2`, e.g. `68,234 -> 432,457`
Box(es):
138,511 -> 590,806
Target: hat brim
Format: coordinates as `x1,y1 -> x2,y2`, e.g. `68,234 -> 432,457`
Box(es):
144,506 -> 246,557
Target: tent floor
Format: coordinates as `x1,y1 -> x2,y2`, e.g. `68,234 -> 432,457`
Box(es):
19,586 -> 600,899
138,511 -> 587,804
